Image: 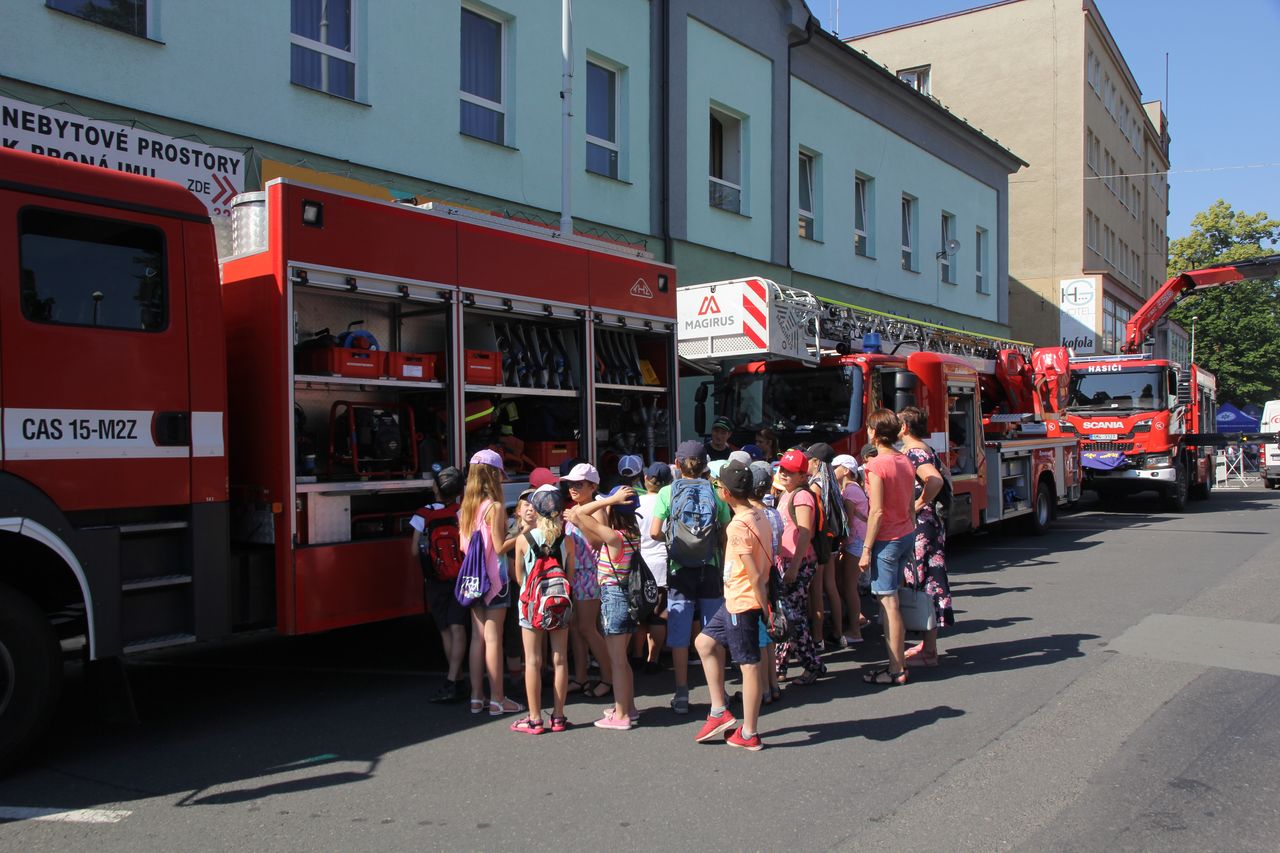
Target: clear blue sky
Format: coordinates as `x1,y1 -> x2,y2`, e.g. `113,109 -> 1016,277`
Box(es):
818,0 -> 1280,242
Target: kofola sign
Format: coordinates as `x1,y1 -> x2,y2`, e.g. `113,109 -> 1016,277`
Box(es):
1059,276 -> 1098,354
1,95 -> 245,220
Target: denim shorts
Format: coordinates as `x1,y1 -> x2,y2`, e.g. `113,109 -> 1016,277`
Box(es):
598,583 -> 635,636
702,608 -> 762,664
665,586 -> 724,648
868,534 -> 912,596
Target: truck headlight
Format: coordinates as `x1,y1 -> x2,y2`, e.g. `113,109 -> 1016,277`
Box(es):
1144,454 -> 1172,468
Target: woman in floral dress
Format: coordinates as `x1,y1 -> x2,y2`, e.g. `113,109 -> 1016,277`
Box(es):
897,407 -> 954,666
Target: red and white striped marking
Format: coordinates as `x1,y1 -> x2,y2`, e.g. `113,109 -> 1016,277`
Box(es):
741,278 -> 768,349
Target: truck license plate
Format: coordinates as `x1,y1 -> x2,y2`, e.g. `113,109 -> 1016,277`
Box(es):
1092,433 -> 1118,440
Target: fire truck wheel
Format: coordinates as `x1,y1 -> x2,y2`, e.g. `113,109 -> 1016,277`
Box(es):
1026,480 -> 1053,536
1163,461 -> 1189,512
0,581 -> 62,773
1189,468 -> 1212,501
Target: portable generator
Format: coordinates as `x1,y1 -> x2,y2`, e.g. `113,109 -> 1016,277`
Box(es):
328,401 -> 419,478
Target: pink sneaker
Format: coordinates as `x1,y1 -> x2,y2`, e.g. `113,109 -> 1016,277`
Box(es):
694,712 -> 738,743
593,714 -> 631,731
726,726 -> 763,751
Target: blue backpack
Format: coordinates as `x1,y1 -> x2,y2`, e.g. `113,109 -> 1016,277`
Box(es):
664,479 -> 719,568
454,529 -> 490,606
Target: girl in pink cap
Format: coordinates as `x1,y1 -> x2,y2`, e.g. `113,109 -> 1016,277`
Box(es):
459,449 -> 524,715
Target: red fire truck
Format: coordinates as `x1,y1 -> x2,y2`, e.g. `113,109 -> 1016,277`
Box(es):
1049,255 -> 1280,510
0,148 -> 677,767
677,278 -> 1080,537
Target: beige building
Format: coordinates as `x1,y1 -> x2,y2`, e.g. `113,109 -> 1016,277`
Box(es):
850,0 -> 1178,355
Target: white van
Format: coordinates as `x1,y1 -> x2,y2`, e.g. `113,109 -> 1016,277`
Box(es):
1262,400 -> 1280,489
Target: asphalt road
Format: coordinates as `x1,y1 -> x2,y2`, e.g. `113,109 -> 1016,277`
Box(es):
2,485 -> 1278,852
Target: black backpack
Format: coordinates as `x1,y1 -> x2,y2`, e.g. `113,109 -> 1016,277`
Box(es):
625,539 -> 660,622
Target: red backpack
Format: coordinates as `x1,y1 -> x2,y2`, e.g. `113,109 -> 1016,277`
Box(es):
416,505 -> 463,581
519,532 -> 572,631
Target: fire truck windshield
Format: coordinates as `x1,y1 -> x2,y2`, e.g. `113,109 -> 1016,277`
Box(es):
723,365 -> 857,434
1067,369 -> 1164,413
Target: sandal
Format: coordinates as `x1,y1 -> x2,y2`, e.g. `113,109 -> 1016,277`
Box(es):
790,668 -> 820,687
469,698 -> 485,714
585,680 -> 613,699
549,715 -> 570,733
906,651 -> 940,668
861,666 -> 908,686
566,679 -> 586,695
489,698 -> 526,716
510,716 -> 544,735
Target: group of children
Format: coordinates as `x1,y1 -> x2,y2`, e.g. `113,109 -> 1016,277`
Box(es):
412,406 -> 952,751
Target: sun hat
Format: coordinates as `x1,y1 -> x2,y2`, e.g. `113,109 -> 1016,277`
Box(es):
469,448 -> 503,470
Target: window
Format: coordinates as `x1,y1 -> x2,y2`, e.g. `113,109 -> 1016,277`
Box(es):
940,212 -> 956,283
1103,225 -> 1113,264
47,0 -> 148,38
975,227 -> 988,294
460,6 -> 505,144
20,209 -> 166,331
291,0 -> 356,100
900,195 -> 916,271
898,66 -> 931,96
1086,130 -> 1099,173
1102,296 -> 1133,354
1086,208 -> 1097,252
709,107 -> 742,214
1087,50 -> 1101,95
797,151 -> 816,239
585,60 -> 619,178
854,174 -> 872,257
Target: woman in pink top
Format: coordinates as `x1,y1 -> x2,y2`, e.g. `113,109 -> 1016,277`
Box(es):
858,409 -> 917,687
459,449 -> 525,715
832,454 -> 868,645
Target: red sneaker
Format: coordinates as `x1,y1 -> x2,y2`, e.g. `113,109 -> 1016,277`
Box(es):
694,712 -> 738,743
726,727 -> 763,751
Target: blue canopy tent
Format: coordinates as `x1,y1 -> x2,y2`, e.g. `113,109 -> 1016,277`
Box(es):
1216,402 -> 1260,433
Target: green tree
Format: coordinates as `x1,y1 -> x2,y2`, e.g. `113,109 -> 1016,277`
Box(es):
1166,200 -> 1280,407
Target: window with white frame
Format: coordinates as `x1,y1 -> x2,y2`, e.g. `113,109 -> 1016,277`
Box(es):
1087,50 -> 1101,95
854,174 -> 872,257
460,6 -> 506,144
798,150 -> 816,239
901,195 -> 916,271
975,227 -> 988,294
1086,130 -> 1098,173
1086,208 -> 1097,252
709,107 -> 743,214
898,66 -> 931,96
586,60 -> 619,179
48,0 -> 149,37
291,0 -> 356,100
940,212 -> 956,283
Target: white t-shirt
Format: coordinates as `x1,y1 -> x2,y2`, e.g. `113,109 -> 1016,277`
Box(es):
635,492 -> 669,586
408,502 -> 446,533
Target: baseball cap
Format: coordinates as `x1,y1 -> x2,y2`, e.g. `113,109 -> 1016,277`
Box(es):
645,460 -> 674,486
563,463 -> 600,484
806,442 -> 835,464
557,456 -> 585,476
711,415 -> 734,432
617,454 -> 644,478
778,448 -> 809,473
529,484 -> 564,517
605,484 -> 640,515
434,465 -> 463,499
728,450 -> 753,466
708,459 -> 728,480
469,448 -> 503,470
749,460 -> 773,494
740,443 -> 765,461
718,459 -> 753,495
675,439 -> 708,462
832,454 -> 860,474
529,467 -> 559,488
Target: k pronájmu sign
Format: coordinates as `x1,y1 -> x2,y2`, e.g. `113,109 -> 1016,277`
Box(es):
1,95 -> 245,220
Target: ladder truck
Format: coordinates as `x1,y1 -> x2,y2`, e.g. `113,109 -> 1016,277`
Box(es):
677,278 -> 1080,537
1049,254 -> 1280,510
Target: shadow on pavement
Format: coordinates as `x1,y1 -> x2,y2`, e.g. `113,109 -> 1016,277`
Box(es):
766,705 -> 966,747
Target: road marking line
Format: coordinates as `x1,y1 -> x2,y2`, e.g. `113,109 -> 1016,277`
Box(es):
1107,613 -> 1280,676
0,806 -> 131,824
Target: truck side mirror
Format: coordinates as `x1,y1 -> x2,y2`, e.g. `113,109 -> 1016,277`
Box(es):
694,383 -> 709,404
894,371 -> 918,412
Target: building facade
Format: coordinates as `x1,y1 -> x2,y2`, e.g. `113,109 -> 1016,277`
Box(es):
852,0 -> 1178,356
3,0 -> 1021,340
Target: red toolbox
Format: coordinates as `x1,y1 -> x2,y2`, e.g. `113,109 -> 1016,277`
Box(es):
387,352 -> 441,382
526,440 -> 577,469
464,349 -> 502,385
299,347 -> 387,379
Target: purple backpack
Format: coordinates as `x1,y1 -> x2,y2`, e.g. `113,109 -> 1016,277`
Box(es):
453,529 -> 490,606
